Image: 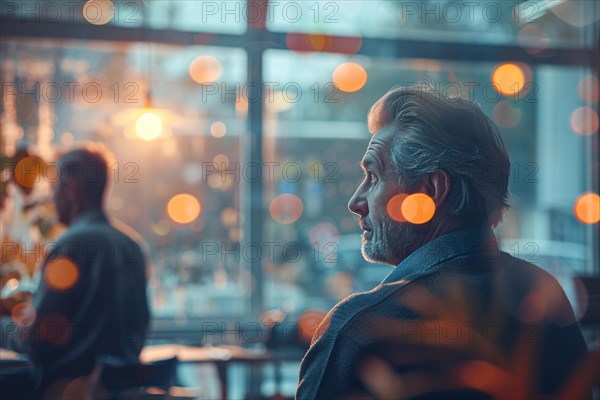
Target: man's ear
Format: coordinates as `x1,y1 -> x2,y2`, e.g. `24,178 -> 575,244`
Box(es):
422,169 -> 451,206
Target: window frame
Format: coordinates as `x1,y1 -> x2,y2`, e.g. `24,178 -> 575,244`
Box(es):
2,0 -> 598,339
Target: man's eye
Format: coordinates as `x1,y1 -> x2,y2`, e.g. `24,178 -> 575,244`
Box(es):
366,171 -> 378,182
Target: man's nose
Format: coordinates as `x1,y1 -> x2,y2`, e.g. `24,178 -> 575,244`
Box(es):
348,186 -> 367,216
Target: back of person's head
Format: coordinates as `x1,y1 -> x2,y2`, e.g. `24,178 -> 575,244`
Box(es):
368,82 -> 510,228
57,143 -> 113,206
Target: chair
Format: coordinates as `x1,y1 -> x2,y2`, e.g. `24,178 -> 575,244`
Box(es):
408,388 -> 494,400
94,356 -> 178,400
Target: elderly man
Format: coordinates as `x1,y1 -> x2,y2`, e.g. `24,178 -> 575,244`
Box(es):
296,84 -> 588,399
2,146 -> 150,397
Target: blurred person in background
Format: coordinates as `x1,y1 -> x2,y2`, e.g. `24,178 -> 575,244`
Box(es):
296,84 -> 589,399
1,145 -> 150,398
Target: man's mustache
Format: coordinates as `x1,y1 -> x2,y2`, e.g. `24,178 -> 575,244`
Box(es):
359,219 -> 372,231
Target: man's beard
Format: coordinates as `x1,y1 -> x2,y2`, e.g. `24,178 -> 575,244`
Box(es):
361,216 -> 422,266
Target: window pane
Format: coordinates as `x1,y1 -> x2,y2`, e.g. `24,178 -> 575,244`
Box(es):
263,51 -> 384,315
0,1 -> 246,34
139,0 -> 247,34
1,39 -> 248,320
263,49 -> 597,319
267,0 -> 599,48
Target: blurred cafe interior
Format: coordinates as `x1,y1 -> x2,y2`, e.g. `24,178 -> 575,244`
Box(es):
0,0 -> 599,398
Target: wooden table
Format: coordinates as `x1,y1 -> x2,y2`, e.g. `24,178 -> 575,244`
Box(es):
1,345 -> 301,399
0,348 -> 21,361
0,347 -> 31,378
141,344 -> 300,399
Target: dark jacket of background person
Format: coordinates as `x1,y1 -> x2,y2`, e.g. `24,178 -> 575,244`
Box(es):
6,209 -> 150,395
296,227 -> 588,399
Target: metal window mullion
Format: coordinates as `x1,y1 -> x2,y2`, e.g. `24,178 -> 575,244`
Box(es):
244,0 -> 268,320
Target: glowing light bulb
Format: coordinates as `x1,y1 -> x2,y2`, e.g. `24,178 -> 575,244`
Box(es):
135,112 -> 163,140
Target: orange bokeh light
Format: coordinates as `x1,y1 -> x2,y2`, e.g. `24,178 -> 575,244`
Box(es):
401,193 -> 436,224
167,194 -> 202,224
11,302 -> 36,327
577,75 -> 600,105
83,0 -> 114,26
286,33 -> 325,53
307,34 -> 328,51
236,96 -> 248,116
14,156 -> 45,189
570,106 -> 599,135
286,33 -> 362,54
45,257 -> 79,291
387,194 -> 409,222
210,121 -> 227,138
491,63 -> 526,97
332,63 -> 367,93
492,101 -> 521,128
40,314 -> 71,345
574,192 -> 600,224
189,56 -> 222,84
269,194 -> 303,224
297,309 -> 326,344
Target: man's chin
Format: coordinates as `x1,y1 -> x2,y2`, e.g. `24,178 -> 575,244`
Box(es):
361,242 -> 385,264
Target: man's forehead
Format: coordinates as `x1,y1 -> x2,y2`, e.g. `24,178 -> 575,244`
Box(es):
359,127 -> 395,172
370,126 -> 396,144
363,127 -> 395,157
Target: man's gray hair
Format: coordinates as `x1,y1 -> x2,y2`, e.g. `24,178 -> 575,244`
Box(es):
368,83 -> 510,228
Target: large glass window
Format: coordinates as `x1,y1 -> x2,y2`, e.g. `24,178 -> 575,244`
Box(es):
1,39 -> 250,322
263,49 -> 598,317
1,1 -> 598,398
1,0 -> 598,348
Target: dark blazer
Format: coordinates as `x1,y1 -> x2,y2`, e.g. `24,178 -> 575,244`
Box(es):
7,210 -> 150,393
296,228 -> 588,399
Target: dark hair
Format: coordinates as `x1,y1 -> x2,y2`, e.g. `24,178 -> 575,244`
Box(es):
57,144 -> 112,204
368,82 -> 510,228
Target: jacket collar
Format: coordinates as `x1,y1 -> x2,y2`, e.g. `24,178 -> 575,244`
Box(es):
69,209 -> 108,230
382,227 -> 497,285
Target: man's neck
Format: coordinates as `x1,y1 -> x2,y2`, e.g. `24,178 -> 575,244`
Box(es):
420,218 -> 465,246
67,205 -> 103,227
